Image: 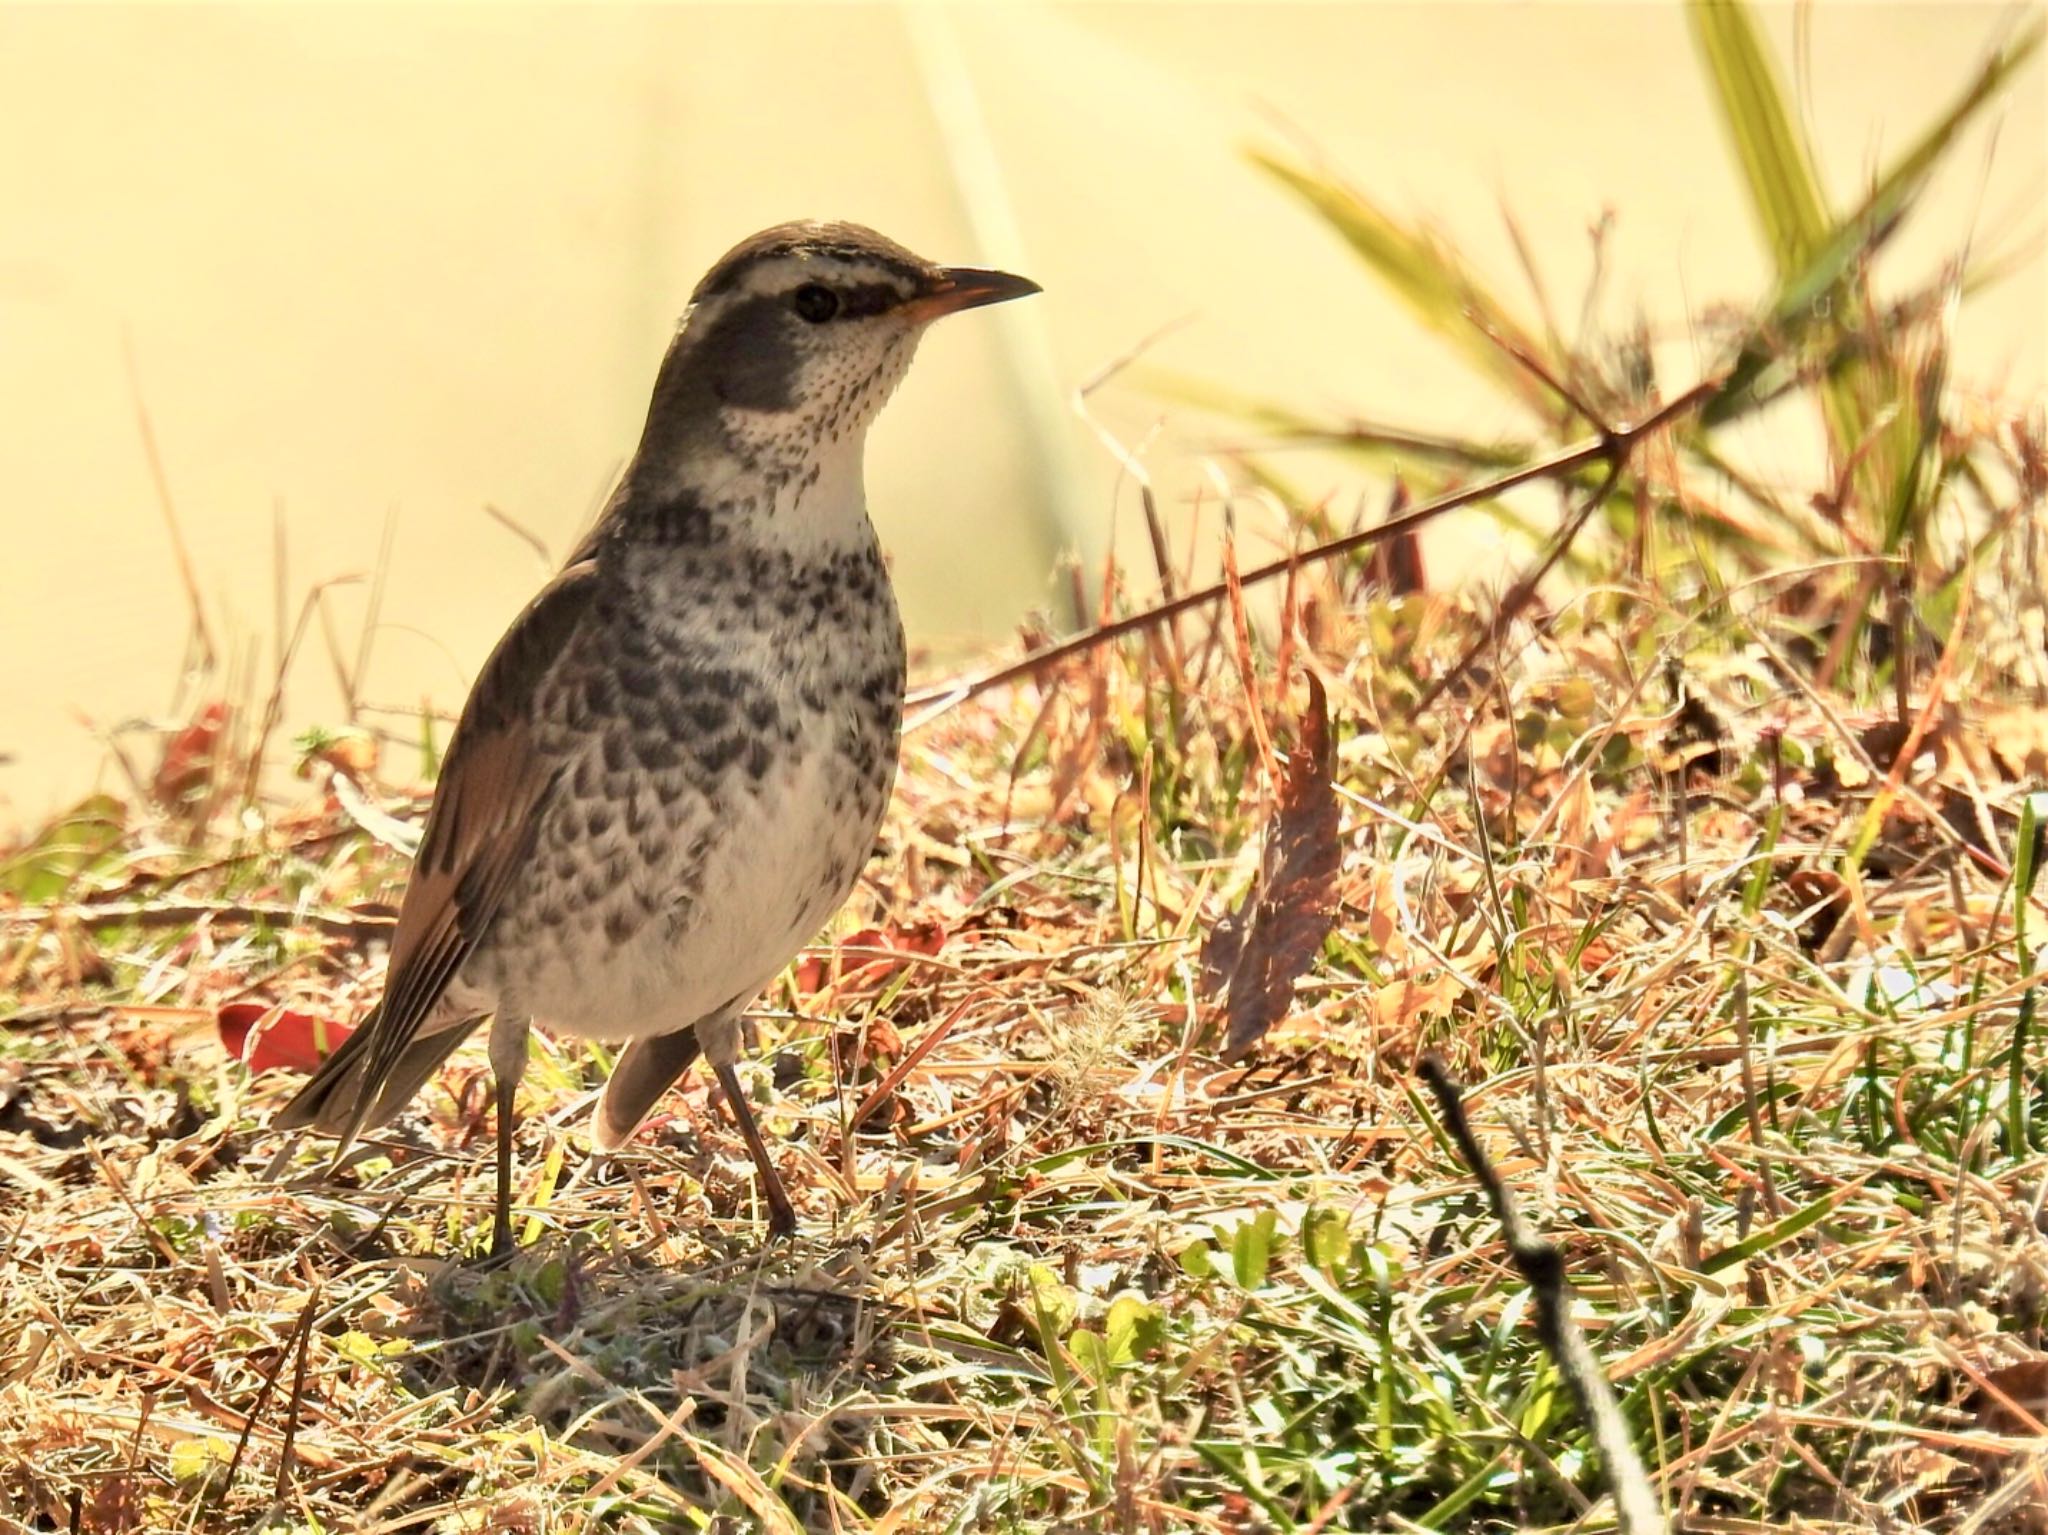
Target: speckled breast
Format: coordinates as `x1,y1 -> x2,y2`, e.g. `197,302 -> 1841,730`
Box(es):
465,537 -> 905,1037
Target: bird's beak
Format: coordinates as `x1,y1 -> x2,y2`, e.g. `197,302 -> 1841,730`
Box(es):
906,266 -> 1042,321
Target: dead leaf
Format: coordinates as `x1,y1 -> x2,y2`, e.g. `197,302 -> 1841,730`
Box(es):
218,1002 -> 355,1075
1784,869 -> 1850,953
1201,673 -> 1341,1061
1362,864 -> 1404,961
1370,970 -> 1461,1031
1974,1357 -> 2048,1436
152,700 -> 230,808
1976,703 -> 2048,781
793,920 -> 947,998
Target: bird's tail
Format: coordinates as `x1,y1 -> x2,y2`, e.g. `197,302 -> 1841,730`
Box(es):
593,1028 -> 703,1151
272,1002 -> 482,1152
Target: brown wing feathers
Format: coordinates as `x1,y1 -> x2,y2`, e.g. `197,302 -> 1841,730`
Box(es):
275,563 -> 599,1148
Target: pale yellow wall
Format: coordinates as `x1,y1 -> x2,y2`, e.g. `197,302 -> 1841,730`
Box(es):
2,3 -> 2040,819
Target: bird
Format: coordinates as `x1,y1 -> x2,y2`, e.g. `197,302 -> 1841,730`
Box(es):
274,221 -> 1040,1255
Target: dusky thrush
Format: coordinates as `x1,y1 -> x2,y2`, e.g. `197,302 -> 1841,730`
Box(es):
275,222 -> 1039,1252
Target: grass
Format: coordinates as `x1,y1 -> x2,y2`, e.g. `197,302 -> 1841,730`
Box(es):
6,5 -> 2047,1529
9,532 -> 2048,1530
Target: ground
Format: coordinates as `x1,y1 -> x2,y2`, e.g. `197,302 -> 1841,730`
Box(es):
8,552 -> 2048,1531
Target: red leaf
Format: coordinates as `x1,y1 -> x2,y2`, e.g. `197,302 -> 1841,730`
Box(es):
153,700 -> 231,806
1201,672 -> 1341,1061
793,921 -> 947,997
218,1002 -> 355,1075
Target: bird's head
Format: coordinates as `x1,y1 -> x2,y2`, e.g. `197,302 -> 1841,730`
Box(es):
660,221 -> 1039,469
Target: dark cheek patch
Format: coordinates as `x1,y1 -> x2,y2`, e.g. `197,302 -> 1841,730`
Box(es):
837,283 -> 901,319
698,295 -> 799,411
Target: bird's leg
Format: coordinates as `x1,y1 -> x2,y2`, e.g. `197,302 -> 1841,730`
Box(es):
711,1060 -> 797,1239
699,1014 -> 796,1239
486,1013 -> 532,1260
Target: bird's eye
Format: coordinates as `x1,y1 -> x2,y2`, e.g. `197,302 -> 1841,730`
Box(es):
792,284 -> 840,323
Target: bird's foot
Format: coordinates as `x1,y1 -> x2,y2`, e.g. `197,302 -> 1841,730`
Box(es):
475,1216 -> 520,1269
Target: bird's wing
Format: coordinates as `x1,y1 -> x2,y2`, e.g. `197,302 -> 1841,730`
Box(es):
291,558 -> 602,1149
593,1027 -> 705,1151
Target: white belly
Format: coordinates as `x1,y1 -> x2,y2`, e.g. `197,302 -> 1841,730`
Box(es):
526,726 -> 888,1041
464,500 -> 905,1041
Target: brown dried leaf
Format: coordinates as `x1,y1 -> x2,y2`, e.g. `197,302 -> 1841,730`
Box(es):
1201,672 -> 1341,1061
1980,703 -> 2048,781
1974,1357 -> 2048,1437
1362,864 -> 1403,961
1370,969 -> 1461,1032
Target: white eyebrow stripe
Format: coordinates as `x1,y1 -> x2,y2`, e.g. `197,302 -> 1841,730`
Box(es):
728,256 -> 914,301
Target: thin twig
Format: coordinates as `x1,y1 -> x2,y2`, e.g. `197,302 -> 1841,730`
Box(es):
219,1285 -> 319,1514
483,502 -> 554,569
352,509 -> 399,721
123,331 -> 217,672
1468,308 -> 1612,437
244,573 -> 364,810
1418,1054 -> 1669,1535
4,899 -> 395,940
906,377 -> 1717,724
1413,457 -> 1623,713
1075,314 -> 1195,615
274,1275 -> 321,1502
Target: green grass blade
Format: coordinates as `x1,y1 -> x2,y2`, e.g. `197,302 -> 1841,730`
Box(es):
1700,1181 -> 1864,1273
1849,17 -> 2043,255
1249,149 -> 1562,418
1687,0 -> 1830,274
1147,370 -> 1537,473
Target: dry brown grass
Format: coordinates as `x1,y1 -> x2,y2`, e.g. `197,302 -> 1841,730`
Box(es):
7,12 -> 2047,1519
9,489 -> 2048,1531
